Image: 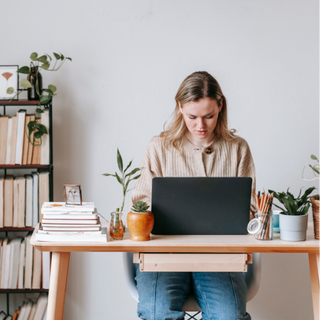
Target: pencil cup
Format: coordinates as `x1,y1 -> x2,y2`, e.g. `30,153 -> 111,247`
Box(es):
254,211 -> 273,240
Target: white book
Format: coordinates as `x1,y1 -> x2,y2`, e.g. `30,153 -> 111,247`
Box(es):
42,251 -> 50,289
24,235 -> 33,289
17,177 -> 26,228
32,172 -> 39,227
15,110 -> 26,165
0,177 -> 3,228
33,294 -> 48,320
43,213 -> 98,220
3,242 -> 11,289
42,307 -> 47,320
25,175 -> 33,227
32,244 -> 41,289
42,225 -> 101,231
13,178 -> 19,227
0,238 -> 8,288
41,202 -> 95,213
27,303 -> 37,320
17,302 -> 27,320
8,238 -> 22,289
40,110 -> 49,165
18,238 -> 26,289
36,227 -> 107,242
41,219 -> 98,224
21,301 -> 32,320
5,117 -> 13,164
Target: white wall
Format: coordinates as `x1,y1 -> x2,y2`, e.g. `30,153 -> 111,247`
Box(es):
1,0 -> 319,319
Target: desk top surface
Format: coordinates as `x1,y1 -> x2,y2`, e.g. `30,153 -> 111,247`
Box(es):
31,223 -> 319,253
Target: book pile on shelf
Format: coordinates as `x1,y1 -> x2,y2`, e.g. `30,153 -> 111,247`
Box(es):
0,173 -> 49,228
0,109 -> 50,166
0,235 -> 50,290
35,202 -> 107,242
0,293 -> 48,320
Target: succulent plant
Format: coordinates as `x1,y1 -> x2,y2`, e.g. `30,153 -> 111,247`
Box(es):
131,200 -> 150,213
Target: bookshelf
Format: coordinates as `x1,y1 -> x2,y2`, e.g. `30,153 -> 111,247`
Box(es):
0,99 -> 52,316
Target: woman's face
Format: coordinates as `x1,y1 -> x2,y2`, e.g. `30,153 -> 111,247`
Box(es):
179,97 -> 222,145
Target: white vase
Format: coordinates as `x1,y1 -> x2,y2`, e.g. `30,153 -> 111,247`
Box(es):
279,212 -> 308,241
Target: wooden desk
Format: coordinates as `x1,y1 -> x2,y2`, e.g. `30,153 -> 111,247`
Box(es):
31,224 -> 319,320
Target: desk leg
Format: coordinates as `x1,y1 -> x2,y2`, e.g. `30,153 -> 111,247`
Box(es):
309,253 -> 320,320
47,252 -> 70,320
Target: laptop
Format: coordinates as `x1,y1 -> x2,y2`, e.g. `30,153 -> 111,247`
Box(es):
151,177 -> 252,235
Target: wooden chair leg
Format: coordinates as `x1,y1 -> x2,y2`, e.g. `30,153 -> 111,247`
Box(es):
47,252 -> 70,320
309,253 -> 320,320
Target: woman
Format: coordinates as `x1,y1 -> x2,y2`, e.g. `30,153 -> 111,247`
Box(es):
131,71 -> 256,320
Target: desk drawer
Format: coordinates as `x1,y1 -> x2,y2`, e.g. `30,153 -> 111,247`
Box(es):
135,253 -> 251,272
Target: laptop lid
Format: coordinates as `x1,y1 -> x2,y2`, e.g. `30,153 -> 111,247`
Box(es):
151,177 -> 252,235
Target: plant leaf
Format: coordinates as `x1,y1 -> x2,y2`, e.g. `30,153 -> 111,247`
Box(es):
48,84 -> 57,93
35,108 -> 44,113
34,131 -> 42,139
66,57 -> 72,61
45,53 -> 52,61
30,52 -> 38,61
17,66 -> 30,74
20,79 -> 33,89
115,172 -> 123,185
53,52 -> 61,60
37,55 -> 48,63
6,87 -> 14,94
311,154 -> 319,161
117,149 -> 123,172
309,164 -> 320,175
60,53 -> 65,60
124,160 -> 133,173
125,167 -> 141,178
102,173 -> 116,177
41,62 -> 50,70
39,95 -> 52,105
35,124 -> 48,134
43,89 -> 54,95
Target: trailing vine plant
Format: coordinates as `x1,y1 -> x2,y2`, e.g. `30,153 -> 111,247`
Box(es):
6,52 -> 71,145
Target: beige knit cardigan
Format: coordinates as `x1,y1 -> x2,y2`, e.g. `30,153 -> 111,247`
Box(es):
131,135 -> 257,219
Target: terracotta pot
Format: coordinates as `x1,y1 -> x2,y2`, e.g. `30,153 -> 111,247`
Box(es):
127,211 -> 154,241
311,196 -> 319,240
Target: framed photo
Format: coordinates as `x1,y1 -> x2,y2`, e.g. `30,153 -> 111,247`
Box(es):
64,184 -> 82,206
0,65 -> 19,100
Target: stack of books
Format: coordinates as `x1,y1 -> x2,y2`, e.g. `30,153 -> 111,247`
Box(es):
35,202 -> 107,242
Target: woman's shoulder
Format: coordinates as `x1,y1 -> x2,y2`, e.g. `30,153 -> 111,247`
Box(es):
144,135 -> 166,155
216,134 -> 251,152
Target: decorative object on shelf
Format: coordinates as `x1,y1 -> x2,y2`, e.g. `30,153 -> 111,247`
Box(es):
302,154 -> 319,239
28,66 -> 42,100
0,65 -> 18,100
64,184 -> 82,206
6,52 -> 71,145
268,187 -> 316,241
103,149 -> 142,240
127,201 -> 154,241
109,210 -> 124,240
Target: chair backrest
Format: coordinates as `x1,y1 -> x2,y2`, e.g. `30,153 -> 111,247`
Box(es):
122,252 -> 261,311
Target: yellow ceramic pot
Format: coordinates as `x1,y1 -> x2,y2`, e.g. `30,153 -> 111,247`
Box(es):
127,211 -> 154,241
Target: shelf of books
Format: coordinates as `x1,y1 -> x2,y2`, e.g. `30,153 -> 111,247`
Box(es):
0,100 -> 53,318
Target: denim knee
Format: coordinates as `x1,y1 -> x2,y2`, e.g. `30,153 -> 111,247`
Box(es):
135,265 -> 191,320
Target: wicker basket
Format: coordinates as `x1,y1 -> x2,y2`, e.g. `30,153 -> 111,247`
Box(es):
311,196 -> 320,240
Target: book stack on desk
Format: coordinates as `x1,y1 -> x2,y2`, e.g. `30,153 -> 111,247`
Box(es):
35,202 -> 107,242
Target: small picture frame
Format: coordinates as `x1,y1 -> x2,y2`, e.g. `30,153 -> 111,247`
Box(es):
64,184 -> 82,206
0,65 -> 19,100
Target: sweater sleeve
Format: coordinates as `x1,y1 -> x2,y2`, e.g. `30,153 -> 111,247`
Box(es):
237,139 -> 257,220
130,138 -> 163,208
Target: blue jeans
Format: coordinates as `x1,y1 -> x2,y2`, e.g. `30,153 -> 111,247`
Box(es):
135,265 -> 251,320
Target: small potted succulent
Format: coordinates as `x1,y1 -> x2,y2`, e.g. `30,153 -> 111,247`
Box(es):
268,187 -> 316,241
127,200 -> 154,241
302,154 -> 319,239
103,149 -> 142,240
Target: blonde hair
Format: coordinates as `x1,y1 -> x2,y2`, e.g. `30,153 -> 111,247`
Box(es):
160,71 -> 236,151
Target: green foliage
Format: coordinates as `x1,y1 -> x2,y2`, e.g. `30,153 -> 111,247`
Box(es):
302,154 -> 320,181
103,149 -> 142,213
131,201 -> 150,213
6,51 -> 71,146
268,187 -> 316,215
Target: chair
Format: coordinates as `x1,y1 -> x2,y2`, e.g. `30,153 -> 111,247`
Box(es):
123,252 -> 261,317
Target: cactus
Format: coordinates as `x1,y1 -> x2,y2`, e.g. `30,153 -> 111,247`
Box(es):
131,201 -> 150,213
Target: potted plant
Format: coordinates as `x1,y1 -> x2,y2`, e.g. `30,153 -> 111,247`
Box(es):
7,52 -> 72,145
302,154 -> 319,239
268,187 -> 316,241
127,201 -> 154,241
103,149 -> 142,240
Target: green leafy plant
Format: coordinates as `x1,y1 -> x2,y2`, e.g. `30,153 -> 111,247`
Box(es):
302,154 -> 319,200
6,52 -> 71,145
103,149 -> 142,213
131,200 -> 150,213
268,187 -> 316,215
